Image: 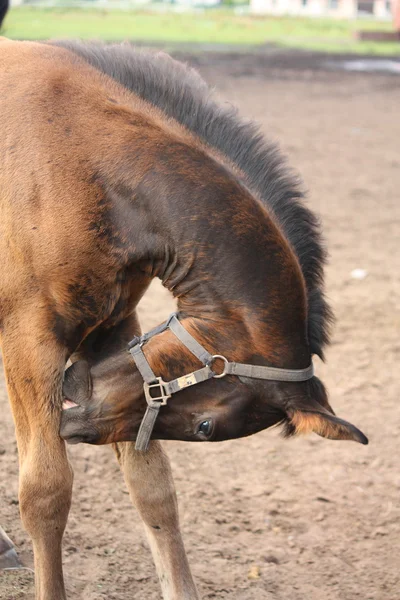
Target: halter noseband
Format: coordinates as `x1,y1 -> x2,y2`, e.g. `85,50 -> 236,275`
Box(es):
128,313 -> 314,451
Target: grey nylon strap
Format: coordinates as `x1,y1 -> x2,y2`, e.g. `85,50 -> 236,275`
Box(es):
163,365 -> 214,395
226,362 -> 314,382
166,316 -> 314,382
130,313 -> 314,452
135,405 -> 161,452
168,317 -> 213,365
130,344 -> 158,384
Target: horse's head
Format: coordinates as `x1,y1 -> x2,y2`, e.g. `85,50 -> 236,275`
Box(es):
60,153 -> 367,449
60,313 -> 367,448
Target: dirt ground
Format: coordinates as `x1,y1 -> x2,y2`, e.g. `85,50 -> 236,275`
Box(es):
1,50 -> 399,600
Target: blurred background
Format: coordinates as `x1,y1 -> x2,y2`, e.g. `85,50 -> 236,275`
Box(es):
0,0 -> 400,54
0,2 -> 399,600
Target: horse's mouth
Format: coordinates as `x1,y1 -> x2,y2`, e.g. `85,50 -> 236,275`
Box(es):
62,398 -> 79,410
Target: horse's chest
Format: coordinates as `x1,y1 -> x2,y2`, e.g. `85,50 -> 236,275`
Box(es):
51,262 -> 150,352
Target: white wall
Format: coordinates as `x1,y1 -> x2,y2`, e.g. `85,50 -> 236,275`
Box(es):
250,0 -> 392,19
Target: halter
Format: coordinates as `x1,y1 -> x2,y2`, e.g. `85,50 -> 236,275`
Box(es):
128,313 -> 314,451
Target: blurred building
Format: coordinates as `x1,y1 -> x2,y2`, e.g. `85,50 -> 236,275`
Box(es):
250,0 -> 393,19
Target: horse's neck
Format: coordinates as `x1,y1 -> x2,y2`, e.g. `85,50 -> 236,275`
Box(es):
97,110 -> 300,326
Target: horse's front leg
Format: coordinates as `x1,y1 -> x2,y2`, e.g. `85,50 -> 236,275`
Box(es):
1,310 -> 73,600
114,441 -> 199,600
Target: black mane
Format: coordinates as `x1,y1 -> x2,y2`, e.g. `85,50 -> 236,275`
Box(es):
51,40 -> 333,358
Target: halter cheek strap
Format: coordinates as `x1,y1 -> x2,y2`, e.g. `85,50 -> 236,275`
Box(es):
128,313 -> 314,452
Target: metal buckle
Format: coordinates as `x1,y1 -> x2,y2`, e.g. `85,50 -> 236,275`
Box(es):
127,335 -> 141,350
143,377 -> 171,407
209,354 -> 229,379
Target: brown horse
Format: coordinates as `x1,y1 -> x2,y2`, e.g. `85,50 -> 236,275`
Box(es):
0,38 -> 367,600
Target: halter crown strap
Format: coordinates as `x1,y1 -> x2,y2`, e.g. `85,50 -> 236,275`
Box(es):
225,362 -> 314,382
168,317 -> 213,365
129,313 -> 314,451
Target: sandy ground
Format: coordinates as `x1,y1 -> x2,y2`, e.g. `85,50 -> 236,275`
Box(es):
1,51 -> 399,600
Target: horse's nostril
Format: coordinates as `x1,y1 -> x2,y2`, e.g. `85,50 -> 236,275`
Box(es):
60,413 -> 99,445
61,426 -> 99,445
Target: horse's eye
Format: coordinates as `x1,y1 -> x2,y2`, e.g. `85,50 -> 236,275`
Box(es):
198,420 -> 212,436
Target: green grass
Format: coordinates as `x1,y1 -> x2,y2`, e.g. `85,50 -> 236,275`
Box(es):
2,6 -> 400,55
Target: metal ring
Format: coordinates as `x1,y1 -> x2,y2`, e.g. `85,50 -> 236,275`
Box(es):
210,354 -> 229,379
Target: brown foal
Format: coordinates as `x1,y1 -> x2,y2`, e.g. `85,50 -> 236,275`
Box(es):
0,38 -> 367,600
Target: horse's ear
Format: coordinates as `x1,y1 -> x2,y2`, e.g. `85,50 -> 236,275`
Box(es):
63,360 -> 92,406
286,402 -> 368,445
